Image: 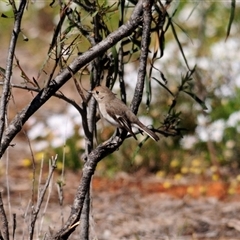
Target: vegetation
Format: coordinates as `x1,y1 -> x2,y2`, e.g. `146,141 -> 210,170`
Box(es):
0,0 -> 238,239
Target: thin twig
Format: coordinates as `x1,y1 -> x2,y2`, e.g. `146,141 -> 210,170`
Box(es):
38,161 -> 54,237
131,0 -> 153,114
12,213 -> 16,240
0,82 -> 85,119
29,155 -> 58,240
118,43 -> 127,104
3,136 -> 12,226
52,132 -> 126,239
0,0 -> 27,143
79,0 -> 102,236
0,192 -> 9,240
29,154 -> 44,240
56,179 -> 65,227
21,199 -> 31,239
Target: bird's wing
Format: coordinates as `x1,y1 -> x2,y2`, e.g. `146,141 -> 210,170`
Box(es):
105,101 -> 137,140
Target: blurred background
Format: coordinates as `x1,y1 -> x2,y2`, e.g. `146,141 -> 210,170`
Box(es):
0,1 -> 240,195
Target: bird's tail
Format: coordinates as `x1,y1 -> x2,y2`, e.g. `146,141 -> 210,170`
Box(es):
135,121 -> 159,141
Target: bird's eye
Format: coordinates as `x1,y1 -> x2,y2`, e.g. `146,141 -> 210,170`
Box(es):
96,91 -> 99,94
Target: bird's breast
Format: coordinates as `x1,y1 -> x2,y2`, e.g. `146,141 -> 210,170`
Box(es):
98,103 -> 120,127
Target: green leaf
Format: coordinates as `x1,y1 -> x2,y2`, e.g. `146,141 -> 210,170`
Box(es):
146,75 -> 152,108
170,21 -> 191,70
152,31 -> 160,59
1,13 -> 9,18
183,90 -> 208,110
111,45 -> 119,84
186,0 -> 201,20
21,32 -> 28,41
49,0 -> 56,7
159,30 -> 165,58
226,0 -> 236,41
131,137 -> 148,161
0,66 -> 6,77
152,77 -> 174,97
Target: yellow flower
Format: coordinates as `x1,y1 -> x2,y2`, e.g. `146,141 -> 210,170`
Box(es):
163,181 -> 171,189
56,161 -> 63,171
187,186 -> 194,195
156,170 -> 166,178
236,174 -> 240,182
174,173 -> 182,180
191,159 -> 201,167
181,167 -> 189,174
212,173 -> 219,181
228,187 -> 236,195
199,186 -> 207,195
21,158 -> 32,167
170,159 -> 180,168
35,152 -> 45,162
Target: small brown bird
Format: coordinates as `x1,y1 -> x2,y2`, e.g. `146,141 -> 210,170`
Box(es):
89,86 -> 159,141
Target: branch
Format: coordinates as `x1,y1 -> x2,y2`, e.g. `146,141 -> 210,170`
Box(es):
0,82 -> 85,119
29,156 -> 57,240
52,2 -> 146,238
52,133 -> 125,239
0,192 -> 9,240
0,0 -> 144,158
0,0 -> 27,143
131,0 -> 153,114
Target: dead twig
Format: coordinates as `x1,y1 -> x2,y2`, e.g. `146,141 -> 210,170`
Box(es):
0,192 -> 9,240
29,155 -> 58,239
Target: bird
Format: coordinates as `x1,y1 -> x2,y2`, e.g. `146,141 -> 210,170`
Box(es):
89,86 -> 159,141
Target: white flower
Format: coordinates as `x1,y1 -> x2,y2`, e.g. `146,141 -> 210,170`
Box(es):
226,111 -> 240,127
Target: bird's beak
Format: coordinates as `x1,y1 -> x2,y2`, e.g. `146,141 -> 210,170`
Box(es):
88,90 -> 93,94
